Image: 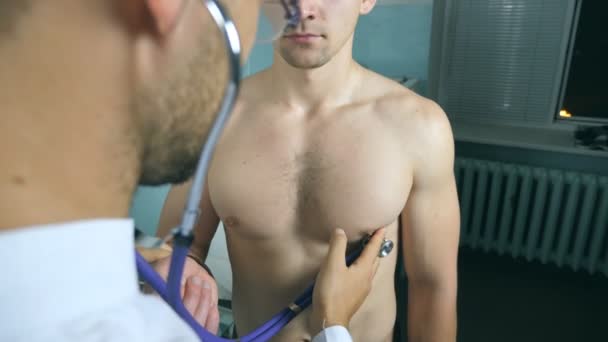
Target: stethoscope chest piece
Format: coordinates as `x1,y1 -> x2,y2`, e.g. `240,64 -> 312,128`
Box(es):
361,234 -> 395,258
379,239 -> 394,258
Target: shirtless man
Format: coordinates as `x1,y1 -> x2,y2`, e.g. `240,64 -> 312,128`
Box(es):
156,0 -> 460,341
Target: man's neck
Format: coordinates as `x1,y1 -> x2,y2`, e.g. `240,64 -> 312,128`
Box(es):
267,42 -> 362,111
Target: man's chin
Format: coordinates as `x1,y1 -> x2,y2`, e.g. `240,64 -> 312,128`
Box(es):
286,60 -> 327,70
279,51 -> 328,69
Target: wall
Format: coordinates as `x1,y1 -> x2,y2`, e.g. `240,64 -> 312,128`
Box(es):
129,185 -> 170,236
354,1 -> 434,92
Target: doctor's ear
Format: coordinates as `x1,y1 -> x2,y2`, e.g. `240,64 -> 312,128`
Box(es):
144,0 -> 189,36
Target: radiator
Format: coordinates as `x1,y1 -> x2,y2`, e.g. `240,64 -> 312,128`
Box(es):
455,157 -> 608,276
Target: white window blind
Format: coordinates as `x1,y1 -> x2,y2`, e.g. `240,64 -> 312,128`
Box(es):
433,0 -> 577,127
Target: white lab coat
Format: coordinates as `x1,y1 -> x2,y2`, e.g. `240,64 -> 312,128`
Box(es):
0,219 -> 352,342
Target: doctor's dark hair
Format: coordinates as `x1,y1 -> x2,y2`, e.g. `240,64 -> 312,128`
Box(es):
0,1 -> 30,36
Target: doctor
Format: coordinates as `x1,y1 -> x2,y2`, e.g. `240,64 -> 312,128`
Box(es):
0,0 -> 385,341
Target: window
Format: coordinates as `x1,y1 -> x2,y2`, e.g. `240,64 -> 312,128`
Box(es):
558,1 -> 608,123
429,0 -> 577,128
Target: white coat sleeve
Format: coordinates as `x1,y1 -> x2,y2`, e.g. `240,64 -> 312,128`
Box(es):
311,326 -> 353,342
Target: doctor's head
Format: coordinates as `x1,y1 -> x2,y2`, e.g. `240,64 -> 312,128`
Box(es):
0,0 -> 264,191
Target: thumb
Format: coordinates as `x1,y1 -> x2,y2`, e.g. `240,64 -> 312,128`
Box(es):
325,229 -> 348,271
352,228 -> 385,269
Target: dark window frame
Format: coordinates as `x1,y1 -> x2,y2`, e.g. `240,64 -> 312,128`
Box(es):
556,0 -> 608,124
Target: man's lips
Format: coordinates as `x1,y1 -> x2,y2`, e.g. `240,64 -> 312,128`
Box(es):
284,33 -> 323,42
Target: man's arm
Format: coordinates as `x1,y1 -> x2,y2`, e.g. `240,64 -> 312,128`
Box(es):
154,179 -> 222,332
157,179 -> 220,262
401,102 -> 460,342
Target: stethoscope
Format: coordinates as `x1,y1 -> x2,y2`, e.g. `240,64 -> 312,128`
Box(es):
134,1 -> 393,341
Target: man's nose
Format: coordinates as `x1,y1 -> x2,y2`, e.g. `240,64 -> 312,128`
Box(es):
298,0 -> 317,21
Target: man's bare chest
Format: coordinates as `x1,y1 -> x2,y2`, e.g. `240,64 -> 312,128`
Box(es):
208,113 -> 412,240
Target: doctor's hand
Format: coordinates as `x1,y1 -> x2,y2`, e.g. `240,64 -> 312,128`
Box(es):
309,228 -> 386,335
152,255 -> 220,334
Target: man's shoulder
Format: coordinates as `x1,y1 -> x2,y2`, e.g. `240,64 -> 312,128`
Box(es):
228,71 -> 273,118
237,70 -> 274,102
360,72 -> 448,136
360,71 -> 453,167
